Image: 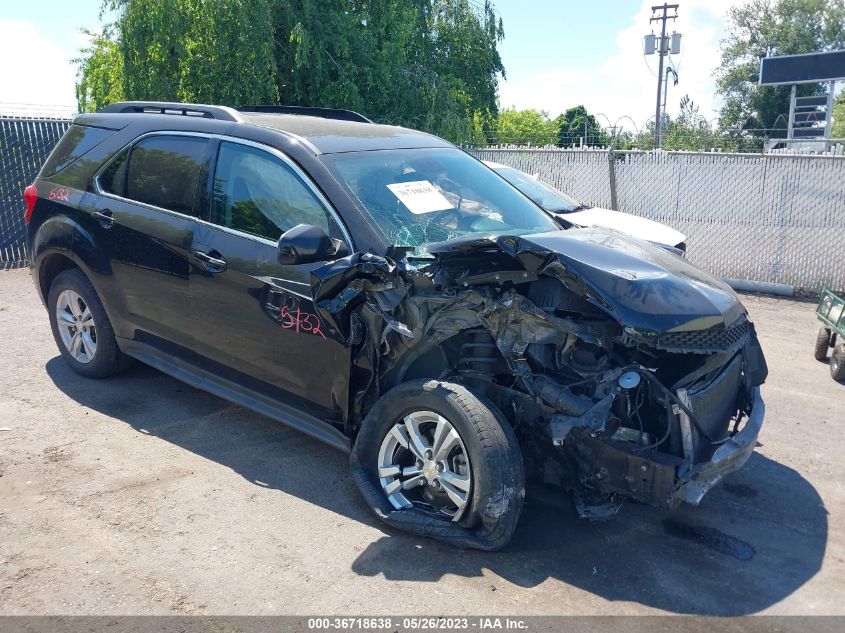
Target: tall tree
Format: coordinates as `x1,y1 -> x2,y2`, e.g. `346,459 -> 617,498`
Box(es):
661,95 -> 715,150
76,0 -> 506,143
554,105 -> 607,147
716,0 -> 845,136
75,27 -> 124,112
116,0 -> 279,105
493,108 -> 555,146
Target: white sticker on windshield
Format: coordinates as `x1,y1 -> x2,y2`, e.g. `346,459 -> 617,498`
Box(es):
386,180 -> 453,214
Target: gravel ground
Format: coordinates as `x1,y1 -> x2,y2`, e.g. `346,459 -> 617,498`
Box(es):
0,267 -> 843,616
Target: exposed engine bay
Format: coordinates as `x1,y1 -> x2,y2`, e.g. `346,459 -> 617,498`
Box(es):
307,228 -> 768,538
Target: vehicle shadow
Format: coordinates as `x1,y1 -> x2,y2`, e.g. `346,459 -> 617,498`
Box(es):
46,357 -> 827,616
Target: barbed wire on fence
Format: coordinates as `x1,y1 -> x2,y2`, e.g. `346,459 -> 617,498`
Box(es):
3,99 -> 835,155
373,108 -> 842,154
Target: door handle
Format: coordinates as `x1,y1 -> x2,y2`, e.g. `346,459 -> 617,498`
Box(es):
193,250 -> 228,272
93,210 -> 115,229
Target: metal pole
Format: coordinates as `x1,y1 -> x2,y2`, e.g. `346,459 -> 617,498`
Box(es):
653,8 -> 668,148
787,84 -> 796,140
608,150 -> 618,211
650,4 -> 678,149
825,81 -> 835,143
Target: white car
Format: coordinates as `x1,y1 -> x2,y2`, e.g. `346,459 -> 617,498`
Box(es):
484,160 -> 687,252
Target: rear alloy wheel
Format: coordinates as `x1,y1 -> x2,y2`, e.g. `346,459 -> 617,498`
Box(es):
831,343 -> 845,382
55,289 -> 98,364
377,410 -> 472,522
814,327 -> 831,361
48,268 -> 132,378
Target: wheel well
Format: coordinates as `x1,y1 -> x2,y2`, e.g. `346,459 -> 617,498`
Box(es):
385,328 -> 506,390
396,345 -> 449,384
39,254 -> 78,301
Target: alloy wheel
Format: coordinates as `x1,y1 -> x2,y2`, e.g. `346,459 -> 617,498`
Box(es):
377,410 -> 472,521
55,289 -> 97,364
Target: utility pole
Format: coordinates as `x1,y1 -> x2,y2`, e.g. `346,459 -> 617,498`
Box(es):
648,3 -> 679,149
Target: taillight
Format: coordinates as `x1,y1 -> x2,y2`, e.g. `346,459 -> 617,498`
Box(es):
23,183 -> 38,224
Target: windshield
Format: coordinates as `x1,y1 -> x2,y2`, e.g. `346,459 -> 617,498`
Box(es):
322,148 -> 558,253
495,166 -> 582,213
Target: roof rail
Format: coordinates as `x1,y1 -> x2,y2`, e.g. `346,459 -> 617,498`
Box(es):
237,105 -> 373,123
97,101 -> 244,122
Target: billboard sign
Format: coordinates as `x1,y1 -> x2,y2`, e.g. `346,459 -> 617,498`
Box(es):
759,50 -> 845,85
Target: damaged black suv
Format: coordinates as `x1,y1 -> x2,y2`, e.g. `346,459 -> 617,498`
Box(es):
26,101 -> 767,550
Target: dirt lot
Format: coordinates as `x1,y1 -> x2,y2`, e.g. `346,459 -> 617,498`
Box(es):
0,267 -> 843,616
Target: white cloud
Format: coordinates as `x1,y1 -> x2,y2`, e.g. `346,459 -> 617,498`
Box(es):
0,19 -> 78,116
498,0 -> 752,132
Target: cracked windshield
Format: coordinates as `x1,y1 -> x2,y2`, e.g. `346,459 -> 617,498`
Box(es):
323,148 -> 558,254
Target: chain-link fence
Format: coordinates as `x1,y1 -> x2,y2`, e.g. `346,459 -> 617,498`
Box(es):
0,117 -> 72,268
472,148 -> 845,292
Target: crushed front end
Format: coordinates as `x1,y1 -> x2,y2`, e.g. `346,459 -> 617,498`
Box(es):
546,311 -> 767,515
310,227 -> 768,519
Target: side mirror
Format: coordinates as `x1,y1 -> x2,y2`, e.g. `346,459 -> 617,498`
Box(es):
277,224 -> 349,265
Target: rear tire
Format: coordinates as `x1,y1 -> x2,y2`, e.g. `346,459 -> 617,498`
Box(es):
831,343 -> 845,382
814,327 -> 831,361
48,268 -> 132,378
352,379 -> 525,551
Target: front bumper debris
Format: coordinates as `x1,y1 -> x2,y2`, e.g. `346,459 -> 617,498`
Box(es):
672,386 -> 765,505
565,386 -> 765,509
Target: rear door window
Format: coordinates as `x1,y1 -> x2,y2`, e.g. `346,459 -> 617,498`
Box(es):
124,135 -> 208,216
99,148 -> 128,196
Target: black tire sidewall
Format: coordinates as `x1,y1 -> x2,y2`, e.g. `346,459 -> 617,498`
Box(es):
47,269 -> 124,378
814,327 -> 831,361
355,379 -> 524,534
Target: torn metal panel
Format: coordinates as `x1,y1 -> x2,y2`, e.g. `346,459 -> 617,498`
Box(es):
310,252 -> 409,340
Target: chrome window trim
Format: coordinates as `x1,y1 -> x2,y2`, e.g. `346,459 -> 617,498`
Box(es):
92,130 -> 354,250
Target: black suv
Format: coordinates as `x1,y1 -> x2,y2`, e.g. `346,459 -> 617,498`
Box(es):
26,101 -> 767,550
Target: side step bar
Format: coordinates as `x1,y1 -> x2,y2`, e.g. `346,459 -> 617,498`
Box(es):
119,338 -> 351,453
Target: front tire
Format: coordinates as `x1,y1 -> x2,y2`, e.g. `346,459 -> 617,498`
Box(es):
814,327 -> 831,361
48,268 -> 131,378
351,379 -> 525,551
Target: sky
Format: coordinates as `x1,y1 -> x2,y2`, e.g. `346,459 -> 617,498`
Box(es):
0,0 -> 750,129
494,0 -> 752,130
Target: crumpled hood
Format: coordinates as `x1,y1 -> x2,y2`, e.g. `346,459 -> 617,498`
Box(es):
427,227 -> 744,335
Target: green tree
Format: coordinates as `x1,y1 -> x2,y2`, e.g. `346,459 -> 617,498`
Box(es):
832,91 -> 845,139
716,0 -> 845,136
492,108 -> 555,146
118,0 -> 279,105
554,105 -> 607,147
662,95 -> 715,150
76,0 -> 506,144
75,27 -> 125,113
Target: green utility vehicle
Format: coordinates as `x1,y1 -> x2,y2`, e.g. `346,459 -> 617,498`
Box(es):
814,290 -> 845,381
